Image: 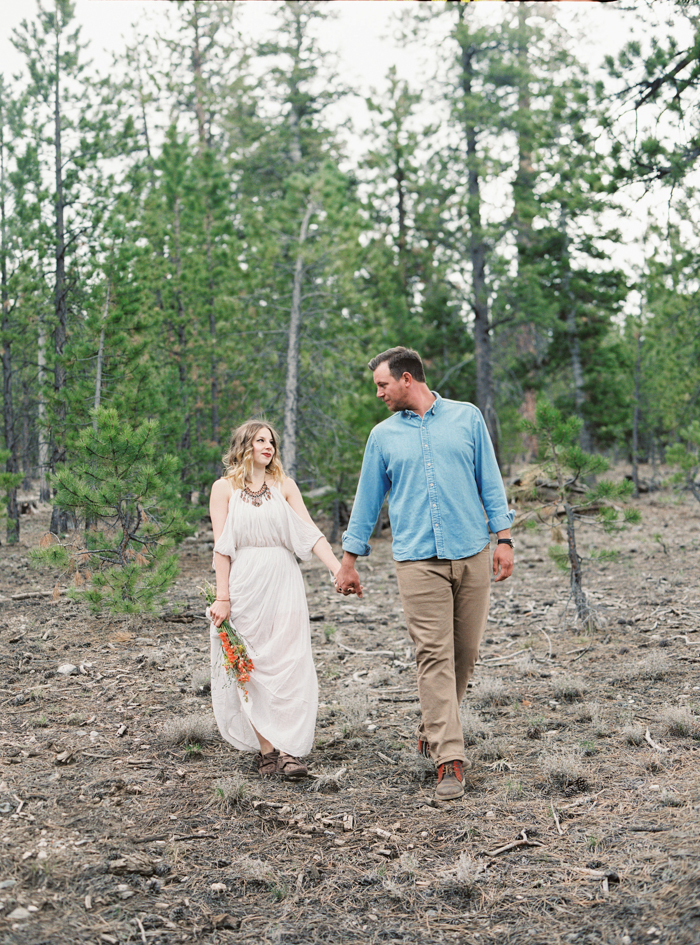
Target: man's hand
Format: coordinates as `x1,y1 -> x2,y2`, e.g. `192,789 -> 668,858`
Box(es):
335,555 -> 363,598
493,544 -> 514,582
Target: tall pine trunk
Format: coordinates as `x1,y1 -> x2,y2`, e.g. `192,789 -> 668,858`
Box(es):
459,32 -> 499,461
282,201 -> 315,481
513,5 -> 538,461
560,210 -> 591,451
50,35 -> 69,535
0,97 -> 19,543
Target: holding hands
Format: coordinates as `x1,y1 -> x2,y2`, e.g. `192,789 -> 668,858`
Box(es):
333,555 -> 363,598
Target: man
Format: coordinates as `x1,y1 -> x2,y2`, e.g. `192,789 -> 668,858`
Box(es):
335,347 -> 514,801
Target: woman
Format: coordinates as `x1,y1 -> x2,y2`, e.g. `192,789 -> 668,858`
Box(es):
208,419 -> 343,780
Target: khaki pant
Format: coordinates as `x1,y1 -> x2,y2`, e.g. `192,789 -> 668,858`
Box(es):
394,547 -> 491,766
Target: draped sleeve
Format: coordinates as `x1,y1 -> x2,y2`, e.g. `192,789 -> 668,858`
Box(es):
282,500 -> 324,561
212,494 -> 237,567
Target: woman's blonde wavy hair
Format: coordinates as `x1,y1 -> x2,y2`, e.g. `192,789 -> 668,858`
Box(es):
223,420 -> 285,490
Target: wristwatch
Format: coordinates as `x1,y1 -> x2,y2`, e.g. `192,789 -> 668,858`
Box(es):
497,538 -> 514,547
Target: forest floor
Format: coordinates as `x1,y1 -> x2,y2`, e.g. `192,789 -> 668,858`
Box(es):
1,468 -> 699,945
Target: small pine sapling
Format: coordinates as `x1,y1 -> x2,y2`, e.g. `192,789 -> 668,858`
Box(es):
31,407 -> 190,613
522,401 -> 641,629
666,421 -> 700,504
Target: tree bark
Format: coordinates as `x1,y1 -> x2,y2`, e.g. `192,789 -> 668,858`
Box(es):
631,328 -> 643,498
282,200 -> 315,480
37,319 -> 50,502
564,500 -> 592,627
513,5 -> 538,462
50,31 -> 69,535
559,210 -> 591,452
458,29 -> 499,462
0,99 -> 19,543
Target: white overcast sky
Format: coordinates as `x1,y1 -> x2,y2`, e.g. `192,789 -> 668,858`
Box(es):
0,0 -> 688,287
0,0 -> 665,97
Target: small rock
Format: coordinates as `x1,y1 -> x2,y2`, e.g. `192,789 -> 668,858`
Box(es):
7,906 -> 31,921
0,879 -> 17,889
210,882 -> 227,894
57,663 -> 78,676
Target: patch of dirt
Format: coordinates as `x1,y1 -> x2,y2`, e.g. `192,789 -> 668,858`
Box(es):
1,473 -> 699,945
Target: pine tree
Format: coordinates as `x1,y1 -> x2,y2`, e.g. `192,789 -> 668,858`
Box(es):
11,0 -> 120,532
31,408 -> 190,613
522,401 -> 640,629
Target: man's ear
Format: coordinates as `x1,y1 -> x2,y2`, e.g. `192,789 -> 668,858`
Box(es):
402,371 -> 413,387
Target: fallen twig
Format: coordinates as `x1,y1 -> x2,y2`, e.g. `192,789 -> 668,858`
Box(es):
484,830 -> 544,857
550,802 -> 564,836
644,728 -> 670,753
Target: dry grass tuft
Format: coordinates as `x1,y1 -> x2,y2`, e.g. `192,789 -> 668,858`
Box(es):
308,766 -> 346,793
622,723 -> 645,746
340,692 -> 370,736
232,856 -> 274,884
214,775 -> 256,809
552,675 -> 588,703
460,705 -> 489,746
404,752 -> 434,783
396,852 -> 419,877
661,705 -> 700,739
190,667 -> 211,694
540,747 -> 589,794
454,852 -> 481,887
582,702 -> 608,736
382,879 -> 405,900
638,652 -> 672,681
160,713 -> 217,747
473,677 -> 511,707
477,737 -> 507,762
514,653 -> 538,677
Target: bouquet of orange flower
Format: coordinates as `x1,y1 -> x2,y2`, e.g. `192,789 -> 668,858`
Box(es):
201,582 -> 254,698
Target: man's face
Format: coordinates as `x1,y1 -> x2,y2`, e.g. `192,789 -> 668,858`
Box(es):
373,362 -> 411,412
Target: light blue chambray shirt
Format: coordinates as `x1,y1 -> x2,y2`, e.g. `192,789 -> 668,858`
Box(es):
342,394 -> 514,562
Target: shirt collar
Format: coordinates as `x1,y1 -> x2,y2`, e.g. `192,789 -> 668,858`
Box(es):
402,391 -> 441,418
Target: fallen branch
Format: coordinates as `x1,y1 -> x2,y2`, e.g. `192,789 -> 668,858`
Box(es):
644,728 -> 670,753
484,830 -> 545,857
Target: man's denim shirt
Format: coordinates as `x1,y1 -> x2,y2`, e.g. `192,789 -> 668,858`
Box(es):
342,394 -> 514,562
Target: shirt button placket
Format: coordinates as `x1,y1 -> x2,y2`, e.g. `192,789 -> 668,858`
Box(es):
423,419 -> 442,555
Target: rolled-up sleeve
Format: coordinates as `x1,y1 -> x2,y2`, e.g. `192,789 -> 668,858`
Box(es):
341,433 -> 390,557
472,410 -> 515,534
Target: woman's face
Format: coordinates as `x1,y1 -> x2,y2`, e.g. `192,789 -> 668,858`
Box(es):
251,427 -> 275,469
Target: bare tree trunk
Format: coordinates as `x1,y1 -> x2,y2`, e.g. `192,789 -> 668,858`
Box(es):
0,102 -> 19,543
172,196 -> 191,461
459,29 -> 499,462
560,210 -> 591,452
93,283 -> 110,427
513,8 -> 538,463
50,36 -> 69,535
631,329 -> 643,498
564,500 -> 592,627
282,201 -> 315,480
37,318 -> 50,502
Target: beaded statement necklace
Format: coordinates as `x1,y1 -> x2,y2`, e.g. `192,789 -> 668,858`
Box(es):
241,481 -> 272,507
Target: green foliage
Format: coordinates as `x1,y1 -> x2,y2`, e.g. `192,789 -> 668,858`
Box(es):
667,421 -> 700,503
523,400 -> 640,626
30,408 -> 190,614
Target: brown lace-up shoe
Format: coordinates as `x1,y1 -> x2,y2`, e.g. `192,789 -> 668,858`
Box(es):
436,760 -> 465,800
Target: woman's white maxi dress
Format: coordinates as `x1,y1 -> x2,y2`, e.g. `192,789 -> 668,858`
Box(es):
209,481 -> 323,757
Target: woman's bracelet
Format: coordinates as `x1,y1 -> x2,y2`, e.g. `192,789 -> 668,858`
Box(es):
216,598 -> 230,602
